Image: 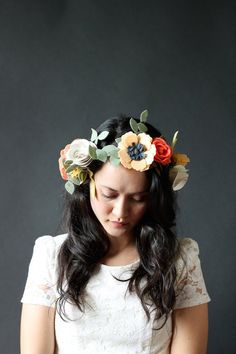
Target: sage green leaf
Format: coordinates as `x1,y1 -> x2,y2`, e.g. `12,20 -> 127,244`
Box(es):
79,170 -> 87,183
138,122 -> 148,133
109,149 -> 119,159
102,145 -> 117,154
115,137 -> 121,144
110,156 -> 120,166
90,128 -> 98,142
63,160 -> 73,168
65,181 -> 75,194
89,145 -> 97,159
66,164 -> 78,173
96,149 -> 108,162
140,109 -> 148,123
68,176 -> 82,186
98,131 -> 109,140
171,131 -> 178,149
130,118 -> 138,133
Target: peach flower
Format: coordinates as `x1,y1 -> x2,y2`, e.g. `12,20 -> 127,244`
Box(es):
118,132 -> 156,171
58,144 -> 70,180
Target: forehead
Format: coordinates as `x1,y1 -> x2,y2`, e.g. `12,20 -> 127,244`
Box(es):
94,162 -> 149,193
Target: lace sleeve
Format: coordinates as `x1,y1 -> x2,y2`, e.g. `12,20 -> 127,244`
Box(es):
174,238 -> 211,309
21,236 -> 58,308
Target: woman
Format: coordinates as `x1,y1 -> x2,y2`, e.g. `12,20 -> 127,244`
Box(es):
20,110 -> 210,354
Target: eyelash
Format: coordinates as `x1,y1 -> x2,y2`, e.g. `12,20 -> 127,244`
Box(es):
101,194 -> 145,203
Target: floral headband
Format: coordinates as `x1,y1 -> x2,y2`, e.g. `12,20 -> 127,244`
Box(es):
58,110 -> 190,194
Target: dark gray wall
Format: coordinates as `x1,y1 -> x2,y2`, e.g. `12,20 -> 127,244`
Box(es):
0,1 -> 235,353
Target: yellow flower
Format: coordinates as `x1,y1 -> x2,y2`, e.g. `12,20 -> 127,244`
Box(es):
118,132 -> 156,172
70,166 -> 82,179
172,153 -> 190,166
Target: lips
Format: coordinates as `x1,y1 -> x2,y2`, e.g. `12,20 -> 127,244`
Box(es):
110,220 -> 128,228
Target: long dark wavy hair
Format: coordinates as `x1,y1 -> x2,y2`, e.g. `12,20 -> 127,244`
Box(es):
57,115 -> 180,329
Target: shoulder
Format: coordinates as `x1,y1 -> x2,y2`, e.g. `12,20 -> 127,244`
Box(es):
174,237 -> 211,308
178,237 -> 199,254
176,237 -> 200,271
34,233 -> 68,251
31,234 -> 68,266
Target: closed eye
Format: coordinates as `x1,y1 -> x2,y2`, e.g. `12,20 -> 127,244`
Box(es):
101,194 -> 116,199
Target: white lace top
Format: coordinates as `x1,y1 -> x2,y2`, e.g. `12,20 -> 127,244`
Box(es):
21,234 -> 210,354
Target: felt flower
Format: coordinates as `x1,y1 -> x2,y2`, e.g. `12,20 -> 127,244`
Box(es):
172,153 -> 190,166
65,139 -> 96,168
169,165 -> 189,191
118,132 -> 156,171
152,137 -> 172,165
58,144 -> 70,180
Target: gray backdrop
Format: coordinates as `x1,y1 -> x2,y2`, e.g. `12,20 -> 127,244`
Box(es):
0,1 -> 235,353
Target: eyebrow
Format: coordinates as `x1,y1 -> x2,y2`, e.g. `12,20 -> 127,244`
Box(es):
100,185 -> 149,195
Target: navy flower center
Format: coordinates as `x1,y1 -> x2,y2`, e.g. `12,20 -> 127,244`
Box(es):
127,143 -> 146,160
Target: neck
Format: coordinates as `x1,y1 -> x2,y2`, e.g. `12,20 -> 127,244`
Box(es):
100,233 -> 139,265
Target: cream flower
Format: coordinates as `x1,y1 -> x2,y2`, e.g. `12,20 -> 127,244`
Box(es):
169,165 -> 189,191
118,132 -> 156,171
65,139 -> 96,168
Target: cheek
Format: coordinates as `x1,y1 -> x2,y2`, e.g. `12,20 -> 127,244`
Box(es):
132,204 -> 147,220
90,197 -> 111,216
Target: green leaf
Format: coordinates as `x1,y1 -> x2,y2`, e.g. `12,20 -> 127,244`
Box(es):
65,181 -> 75,194
79,170 -> 87,183
90,128 -> 98,142
63,160 -> 73,168
89,145 -> 97,159
102,145 -> 117,154
172,131 -> 178,149
96,149 -> 108,162
110,156 -> 120,166
66,164 -> 78,173
129,118 -> 139,133
138,122 -> 148,133
109,149 -> 119,159
98,131 -> 109,140
115,137 -> 121,144
140,109 -> 148,123
69,177 -> 82,186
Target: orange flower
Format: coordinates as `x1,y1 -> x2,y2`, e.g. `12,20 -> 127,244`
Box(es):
153,137 -> 172,165
58,144 -> 70,180
172,153 -> 190,166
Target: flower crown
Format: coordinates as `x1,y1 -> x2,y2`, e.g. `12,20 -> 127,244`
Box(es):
59,110 -> 190,194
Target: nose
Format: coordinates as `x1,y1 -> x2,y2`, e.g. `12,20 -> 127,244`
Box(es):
112,196 -> 129,220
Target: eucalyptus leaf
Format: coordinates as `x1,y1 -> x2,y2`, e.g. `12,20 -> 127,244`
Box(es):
69,177 -> 82,186
115,137 -> 121,144
102,145 -> 117,154
129,118 -> 138,133
140,109 -> 148,123
90,128 -> 98,142
79,170 -> 87,183
172,131 -> 179,149
66,164 -> 78,173
63,160 -> 73,168
96,149 -> 108,162
65,181 -> 75,194
138,122 -> 148,133
98,131 -> 109,141
109,149 -> 119,159
89,145 -> 97,159
110,156 -> 120,166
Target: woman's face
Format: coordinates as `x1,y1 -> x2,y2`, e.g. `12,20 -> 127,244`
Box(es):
90,162 -> 149,240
